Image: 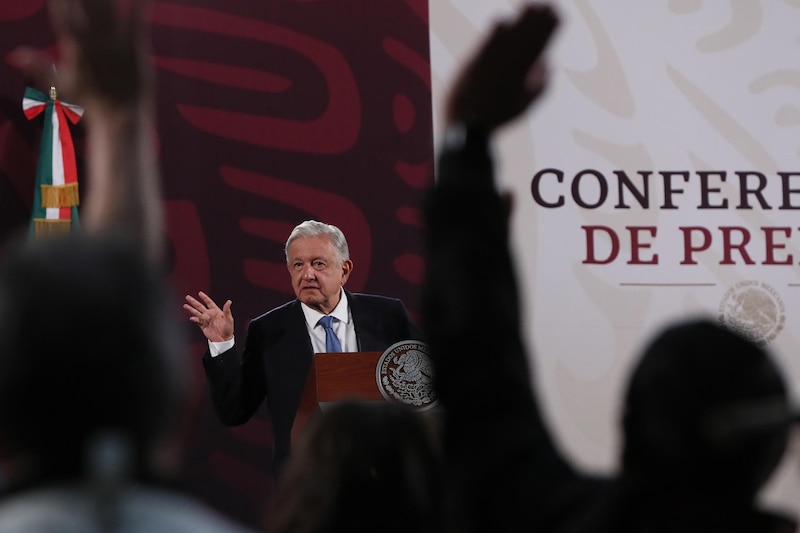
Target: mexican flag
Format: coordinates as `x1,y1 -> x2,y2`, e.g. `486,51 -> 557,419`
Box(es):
22,86 -> 84,238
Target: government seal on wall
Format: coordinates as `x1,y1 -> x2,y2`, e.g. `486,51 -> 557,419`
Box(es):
718,280 -> 785,346
376,340 -> 437,411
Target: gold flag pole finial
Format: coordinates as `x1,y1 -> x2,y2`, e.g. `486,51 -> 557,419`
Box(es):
49,63 -> 58,100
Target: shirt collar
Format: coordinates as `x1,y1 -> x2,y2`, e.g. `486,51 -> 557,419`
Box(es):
301,288 -> 350,327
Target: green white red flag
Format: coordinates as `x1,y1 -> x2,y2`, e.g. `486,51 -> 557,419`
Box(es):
22,86 -> 84,238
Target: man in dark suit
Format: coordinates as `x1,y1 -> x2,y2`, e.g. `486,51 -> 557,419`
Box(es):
184,220 -> 421,477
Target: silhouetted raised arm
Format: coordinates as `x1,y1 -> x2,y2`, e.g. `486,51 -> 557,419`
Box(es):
9,0 -> 164,264
422,5 -> 580,533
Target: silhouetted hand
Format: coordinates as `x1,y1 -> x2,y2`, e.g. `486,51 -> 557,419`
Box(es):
445,3 -> 559,130
184,291 -> 235,343
8,0 -> 152,111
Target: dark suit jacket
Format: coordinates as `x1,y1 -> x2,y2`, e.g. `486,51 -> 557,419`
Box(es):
202,289 -> 421,477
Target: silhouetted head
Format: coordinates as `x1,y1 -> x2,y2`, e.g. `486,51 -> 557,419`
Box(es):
267,399 -> 443,533
621,318 -> 789,500
0,235 -> 186,485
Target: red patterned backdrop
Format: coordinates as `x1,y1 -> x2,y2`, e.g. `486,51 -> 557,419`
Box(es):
0,0 -> 432,527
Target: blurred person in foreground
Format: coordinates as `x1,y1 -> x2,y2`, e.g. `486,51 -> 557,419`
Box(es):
265,399 -> 443,533
0,0 -> 255,530
422,3 -> 796,533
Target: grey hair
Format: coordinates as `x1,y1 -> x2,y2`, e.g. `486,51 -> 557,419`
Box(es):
285,220 -> 350,263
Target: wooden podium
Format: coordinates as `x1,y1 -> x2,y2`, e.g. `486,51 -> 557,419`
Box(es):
291,351 -> 383,442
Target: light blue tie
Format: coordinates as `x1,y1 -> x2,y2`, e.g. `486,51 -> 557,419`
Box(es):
318,315 -> 342,353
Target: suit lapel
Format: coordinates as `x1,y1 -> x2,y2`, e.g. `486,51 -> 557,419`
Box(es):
268,300 -> 314,410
